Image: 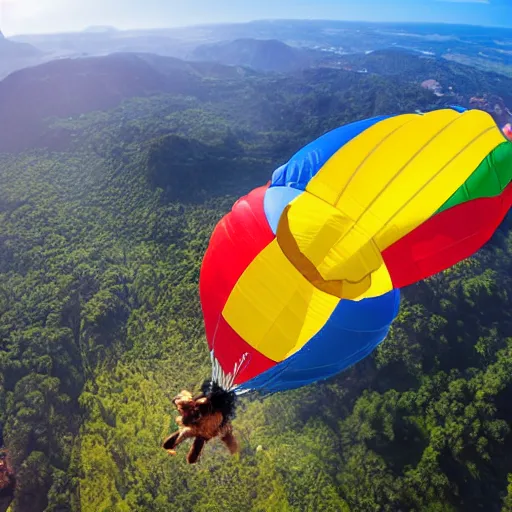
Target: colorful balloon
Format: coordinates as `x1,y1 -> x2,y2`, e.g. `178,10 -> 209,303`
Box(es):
199,107 -> 512,395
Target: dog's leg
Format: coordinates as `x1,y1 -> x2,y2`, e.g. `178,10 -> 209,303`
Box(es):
162,430 -> 180,451
187,437 -> 206,464
221,431 -> 239,455
163,428 -> 193,454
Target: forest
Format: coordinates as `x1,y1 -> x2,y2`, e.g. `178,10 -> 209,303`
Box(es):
0,49 -> 512,511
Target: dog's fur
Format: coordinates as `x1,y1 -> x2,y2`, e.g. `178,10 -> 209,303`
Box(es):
162,386 -> 238,464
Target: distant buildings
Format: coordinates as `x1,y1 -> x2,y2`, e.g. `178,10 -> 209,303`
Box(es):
421,79 -> 443,96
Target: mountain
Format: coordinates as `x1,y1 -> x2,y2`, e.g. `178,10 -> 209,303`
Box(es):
185,20 -> 512,73
82,25 -> 119,34
3,47 -> 512,153
0,30 -> 43,80
191,38 -> 319,72
8,29 -> 196,67
0,30 -> 40,58
2,48 -> 512,153
10,21 -> 512,80
0,52 -> 254,151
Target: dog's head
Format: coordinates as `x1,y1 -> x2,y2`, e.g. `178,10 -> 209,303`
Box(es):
172,389 -> 192,405
172,390 -> 201,425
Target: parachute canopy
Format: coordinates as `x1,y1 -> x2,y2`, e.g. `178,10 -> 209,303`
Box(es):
199,107 -> 512,395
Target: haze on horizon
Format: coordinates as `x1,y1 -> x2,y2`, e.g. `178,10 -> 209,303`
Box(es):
0,0 -> 511,37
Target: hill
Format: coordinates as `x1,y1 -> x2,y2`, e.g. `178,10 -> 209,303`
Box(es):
0,30 -> 41,59
0,30 -> 43,80
82,26 -> 119,34
0,52 -> 253,151
191,38 -> 318,72
2,48 -> 512,153
10,20 -> 512,80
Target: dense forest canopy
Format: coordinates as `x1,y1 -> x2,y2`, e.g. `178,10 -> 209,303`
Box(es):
0,48 -> 511,511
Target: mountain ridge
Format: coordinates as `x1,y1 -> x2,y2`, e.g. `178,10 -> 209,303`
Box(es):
0,52 -> 254,151
1,48 -> 511,152
190,38 -> 319,72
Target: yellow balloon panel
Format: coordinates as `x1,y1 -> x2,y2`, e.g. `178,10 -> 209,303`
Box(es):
221,239 -> 340,361
306,113 -> 420,204
373,126 -> 505,250
276,193 -> 393,299
328,109 -> 503,252
273,109 -> 504,296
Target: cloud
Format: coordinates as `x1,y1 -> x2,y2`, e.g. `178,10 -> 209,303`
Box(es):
1,0 -> 85,34
2,0 -> 67,18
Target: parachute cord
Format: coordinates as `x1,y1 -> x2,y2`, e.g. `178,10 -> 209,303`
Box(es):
207,314 -> 297,397
208,310 -> 254,392
210,350 -> 250,392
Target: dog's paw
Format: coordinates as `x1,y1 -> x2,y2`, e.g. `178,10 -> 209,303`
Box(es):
167,450 -> 177,456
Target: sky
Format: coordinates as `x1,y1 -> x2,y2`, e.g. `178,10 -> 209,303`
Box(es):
0,0 -> 511,37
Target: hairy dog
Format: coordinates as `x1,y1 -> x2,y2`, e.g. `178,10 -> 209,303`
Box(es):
162,382 -> 239,464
